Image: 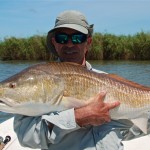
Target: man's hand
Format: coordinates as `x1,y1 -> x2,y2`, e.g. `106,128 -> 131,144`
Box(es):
75,91 -> 120,127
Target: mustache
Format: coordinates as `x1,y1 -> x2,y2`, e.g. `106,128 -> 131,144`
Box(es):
61,46 -> 78,52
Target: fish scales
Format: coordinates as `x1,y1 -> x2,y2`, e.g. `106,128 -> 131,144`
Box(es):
44,62 -> 150,119
47,62 -> 149,104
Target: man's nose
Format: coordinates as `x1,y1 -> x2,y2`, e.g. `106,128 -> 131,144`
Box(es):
66,38 -> 74,47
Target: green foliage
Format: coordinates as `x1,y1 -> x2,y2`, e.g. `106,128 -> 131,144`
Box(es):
90,31 -> 150,60
0,32 -> 150,60
0,35 -> 55,61
87,33 -> 103,60
130,32 -> 150,60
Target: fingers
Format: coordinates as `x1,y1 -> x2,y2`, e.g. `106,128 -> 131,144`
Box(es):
76,91 -> 120,127
96,91 -> 120,110
95,91 -> 106,103
107,101 -> 120,110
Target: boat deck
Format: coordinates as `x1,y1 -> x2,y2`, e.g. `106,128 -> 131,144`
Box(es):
0,117 -> 39,150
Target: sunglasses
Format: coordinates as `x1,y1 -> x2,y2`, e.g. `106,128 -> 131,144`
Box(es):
55,33 -> 87,44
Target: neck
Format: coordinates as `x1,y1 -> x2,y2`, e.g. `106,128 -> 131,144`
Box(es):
81,57 -> 86,66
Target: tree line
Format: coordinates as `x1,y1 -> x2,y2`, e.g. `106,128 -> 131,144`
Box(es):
0,31 -> 150,61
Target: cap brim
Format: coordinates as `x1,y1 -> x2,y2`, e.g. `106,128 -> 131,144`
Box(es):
50,24 -> 88,34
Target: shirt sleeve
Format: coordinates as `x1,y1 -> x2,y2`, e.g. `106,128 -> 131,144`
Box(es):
14,108 -> 80,149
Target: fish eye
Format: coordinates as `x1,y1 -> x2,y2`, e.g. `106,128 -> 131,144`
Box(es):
9,83 -> 16,88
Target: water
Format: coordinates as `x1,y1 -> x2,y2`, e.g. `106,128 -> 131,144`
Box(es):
90,60 -> 150,87
0,60 -> 43,82
0,60 -> 150,123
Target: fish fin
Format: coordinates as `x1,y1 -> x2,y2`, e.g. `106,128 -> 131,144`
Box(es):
63,62 -> 82,66
107,74 -> 150,91
0,98 -> 18,106
61,96 -> 87,109
62,62 -> 87,69
0,102 -> 19,114
131,117 -> 148,134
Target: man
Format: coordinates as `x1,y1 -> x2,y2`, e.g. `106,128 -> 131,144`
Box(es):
14,10 -> 144,150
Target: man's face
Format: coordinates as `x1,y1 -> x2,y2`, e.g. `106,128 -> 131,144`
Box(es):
52,28 -> 91,65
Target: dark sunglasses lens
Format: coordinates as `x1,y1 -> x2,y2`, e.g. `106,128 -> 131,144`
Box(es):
55,33 -> 87,44
72,34 -> 87,44
55,34 -> 68,44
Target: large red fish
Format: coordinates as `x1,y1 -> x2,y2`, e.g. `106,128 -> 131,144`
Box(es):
0,62 -> 150,133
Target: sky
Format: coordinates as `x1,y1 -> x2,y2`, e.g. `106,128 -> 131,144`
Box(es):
0,0 -> 150,40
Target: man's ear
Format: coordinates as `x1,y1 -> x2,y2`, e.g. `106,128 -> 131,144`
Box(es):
85,37 -> 92,56
87,37 -> 92,45
51,37 -> 55,45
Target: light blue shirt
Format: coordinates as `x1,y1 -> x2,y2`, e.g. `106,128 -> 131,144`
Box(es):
14,61 -> 148,150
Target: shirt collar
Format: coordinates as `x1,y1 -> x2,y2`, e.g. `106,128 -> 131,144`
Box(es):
85,61 -> 92,70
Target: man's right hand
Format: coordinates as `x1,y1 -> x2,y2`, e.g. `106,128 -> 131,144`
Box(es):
74,91 -> 120,127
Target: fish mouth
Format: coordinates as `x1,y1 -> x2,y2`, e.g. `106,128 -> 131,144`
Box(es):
0,98 -> 17,107
0,100 -> 5,106
0,99 -> 6,103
